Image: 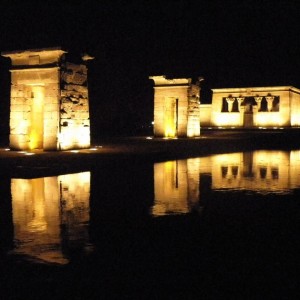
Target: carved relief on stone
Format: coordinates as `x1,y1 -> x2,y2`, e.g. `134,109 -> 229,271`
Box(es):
61,63 -> 87,85
265,96 -> 274,112
188,85 -> 200,99
254,96 -> 263,111
60,101 -> 73,118
226,97 -> 235,112
60,94 -> 88,119
246,89 -> 252,96
236,97 -> 244,112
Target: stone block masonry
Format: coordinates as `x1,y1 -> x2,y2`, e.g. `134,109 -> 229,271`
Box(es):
2,47 -> 93,151
149,75 -> 201,138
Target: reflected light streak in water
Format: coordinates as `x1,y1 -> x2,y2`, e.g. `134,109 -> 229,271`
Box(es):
153,160 -> 188,216
11,172 -> 90,265
153,159 -> 202,216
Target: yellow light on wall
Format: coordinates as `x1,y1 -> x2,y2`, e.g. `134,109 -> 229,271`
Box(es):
78,127 -> 90,147
212,113 -> 241,127
58,130 -> 74,150
59,127 -> 91,150
164,98 -> 177,138
150,75 -> 200,138
29,86 -> 45,150
255,113 -> 284,127
164,122 -> 176,137
3,48 -> 92,151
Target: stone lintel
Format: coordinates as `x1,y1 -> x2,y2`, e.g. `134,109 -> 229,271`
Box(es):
154,85 -> 190,89
1,46 -> 65,55
150,75 -> 191,86
2,47 -> 67,67
9,65 -> 61,72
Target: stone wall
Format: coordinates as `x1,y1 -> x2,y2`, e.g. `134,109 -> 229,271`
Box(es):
199,104 -> 212,127
187,84 -> 200,137
2,48 -> 91,151
9,68 -> 60,150
210,86 -> 300,128
59,62 -> 90,150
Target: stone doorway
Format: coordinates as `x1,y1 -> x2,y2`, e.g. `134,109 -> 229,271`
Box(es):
164,97 -> 178,137
2,47 -> 92,151
150,75 -> 201,138
29,86 -> 45,149
244,104 -> 254,127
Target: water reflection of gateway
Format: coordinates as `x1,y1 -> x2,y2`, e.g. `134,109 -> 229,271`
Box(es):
11,172 -> 90,264
153,159 -> 201,216
152,150 -> 300,216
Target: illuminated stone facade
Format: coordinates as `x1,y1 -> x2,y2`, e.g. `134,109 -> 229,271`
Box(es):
2,47 -> 92,150
202,86 -> 300,128
149,75 -> 201,137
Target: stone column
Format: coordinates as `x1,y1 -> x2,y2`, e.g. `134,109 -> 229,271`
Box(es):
236,97 -> 244,112
226,97 -> 235,112
265,96 -> 274,112
254,96 -> 263,111
252,105 -> 258,126
239,105 -> 245,126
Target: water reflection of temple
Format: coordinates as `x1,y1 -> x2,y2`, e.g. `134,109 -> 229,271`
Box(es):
152,150 -> 300,216
209,150 -> 300,192
11,172 -> 90,264
153,160 -> 201,216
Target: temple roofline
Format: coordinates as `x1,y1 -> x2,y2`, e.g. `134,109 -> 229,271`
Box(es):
1,46 -> 67,56
149,75 -> 191,86
212,86 -> 300,94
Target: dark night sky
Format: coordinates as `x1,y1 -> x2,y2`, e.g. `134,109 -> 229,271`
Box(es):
0,0 -> 300,137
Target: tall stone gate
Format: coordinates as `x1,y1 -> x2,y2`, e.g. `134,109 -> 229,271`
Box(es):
2,47 -> 93,151
149,75 -> 201,138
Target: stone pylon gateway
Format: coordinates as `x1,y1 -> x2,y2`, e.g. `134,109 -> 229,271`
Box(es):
149,75 -> 202,138
1,47 -> 93,151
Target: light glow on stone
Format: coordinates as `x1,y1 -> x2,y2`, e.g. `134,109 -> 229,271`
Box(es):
209,86 -> 300,129
2,47 -> 91,151
29,86 -> 44,150
150,75 -> 201,138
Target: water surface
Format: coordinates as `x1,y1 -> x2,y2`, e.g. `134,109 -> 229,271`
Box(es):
1,149 -> 300,298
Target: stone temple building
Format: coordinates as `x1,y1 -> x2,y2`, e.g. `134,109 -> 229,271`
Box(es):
201,86 -> 300,128
150,76 -> 300,135
149,75 -> 202,138
1,47 -> 93,151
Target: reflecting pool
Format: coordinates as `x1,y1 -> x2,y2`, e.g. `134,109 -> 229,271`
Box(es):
11,172 -> 91,264
152,150 -> 300,216
1,150 -> 300,298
